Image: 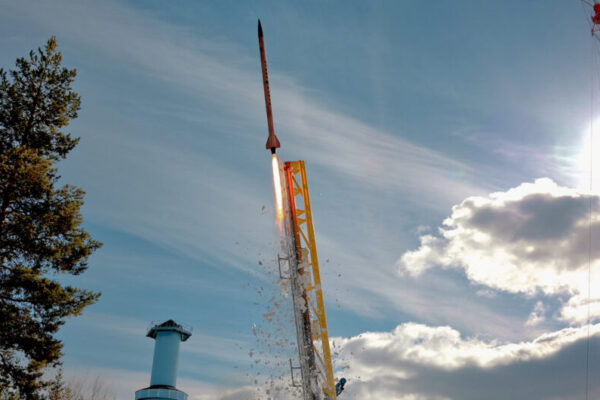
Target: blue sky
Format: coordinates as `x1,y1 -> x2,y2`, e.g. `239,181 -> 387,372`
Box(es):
2,1 -> 600,399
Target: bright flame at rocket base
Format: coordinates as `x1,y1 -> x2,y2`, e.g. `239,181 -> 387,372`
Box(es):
272,154 -> 284,222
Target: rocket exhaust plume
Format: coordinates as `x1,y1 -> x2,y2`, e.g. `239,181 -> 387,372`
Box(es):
272,154 -> 284,222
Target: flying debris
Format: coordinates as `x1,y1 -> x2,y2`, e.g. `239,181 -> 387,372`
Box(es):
258,19 -> 281,154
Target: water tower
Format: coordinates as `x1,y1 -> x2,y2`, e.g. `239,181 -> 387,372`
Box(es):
135,320 -> 192,400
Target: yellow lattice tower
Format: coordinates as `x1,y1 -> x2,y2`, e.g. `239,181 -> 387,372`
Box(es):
284,161 -> 336,400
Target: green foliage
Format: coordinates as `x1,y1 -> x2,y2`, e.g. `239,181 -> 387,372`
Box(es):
0,37 -> 102,399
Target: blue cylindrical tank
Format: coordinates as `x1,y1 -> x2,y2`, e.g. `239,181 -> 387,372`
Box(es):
135,320 -> 192,400
150,329 -> 181,387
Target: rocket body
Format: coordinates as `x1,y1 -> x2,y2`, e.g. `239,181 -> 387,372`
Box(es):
258,20 -> 281,153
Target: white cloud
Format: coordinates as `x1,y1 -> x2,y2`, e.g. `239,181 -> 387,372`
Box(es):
332,322 -> 600,400
335,322 -> 600,371
525,301 -> 546,326
398,178 -> 600,323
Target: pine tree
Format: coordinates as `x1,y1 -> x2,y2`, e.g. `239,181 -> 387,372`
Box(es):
0,37 -> 102,400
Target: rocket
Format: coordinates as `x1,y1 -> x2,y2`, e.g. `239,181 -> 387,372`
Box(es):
258,19 -> 281,154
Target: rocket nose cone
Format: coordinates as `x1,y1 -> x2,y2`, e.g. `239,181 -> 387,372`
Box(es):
258,19 -> 263,37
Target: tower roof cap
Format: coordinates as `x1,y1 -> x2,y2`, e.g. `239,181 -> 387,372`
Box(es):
146,320 -> 192,341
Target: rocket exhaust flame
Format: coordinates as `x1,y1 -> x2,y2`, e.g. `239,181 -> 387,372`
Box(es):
272,154 -> 284,222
